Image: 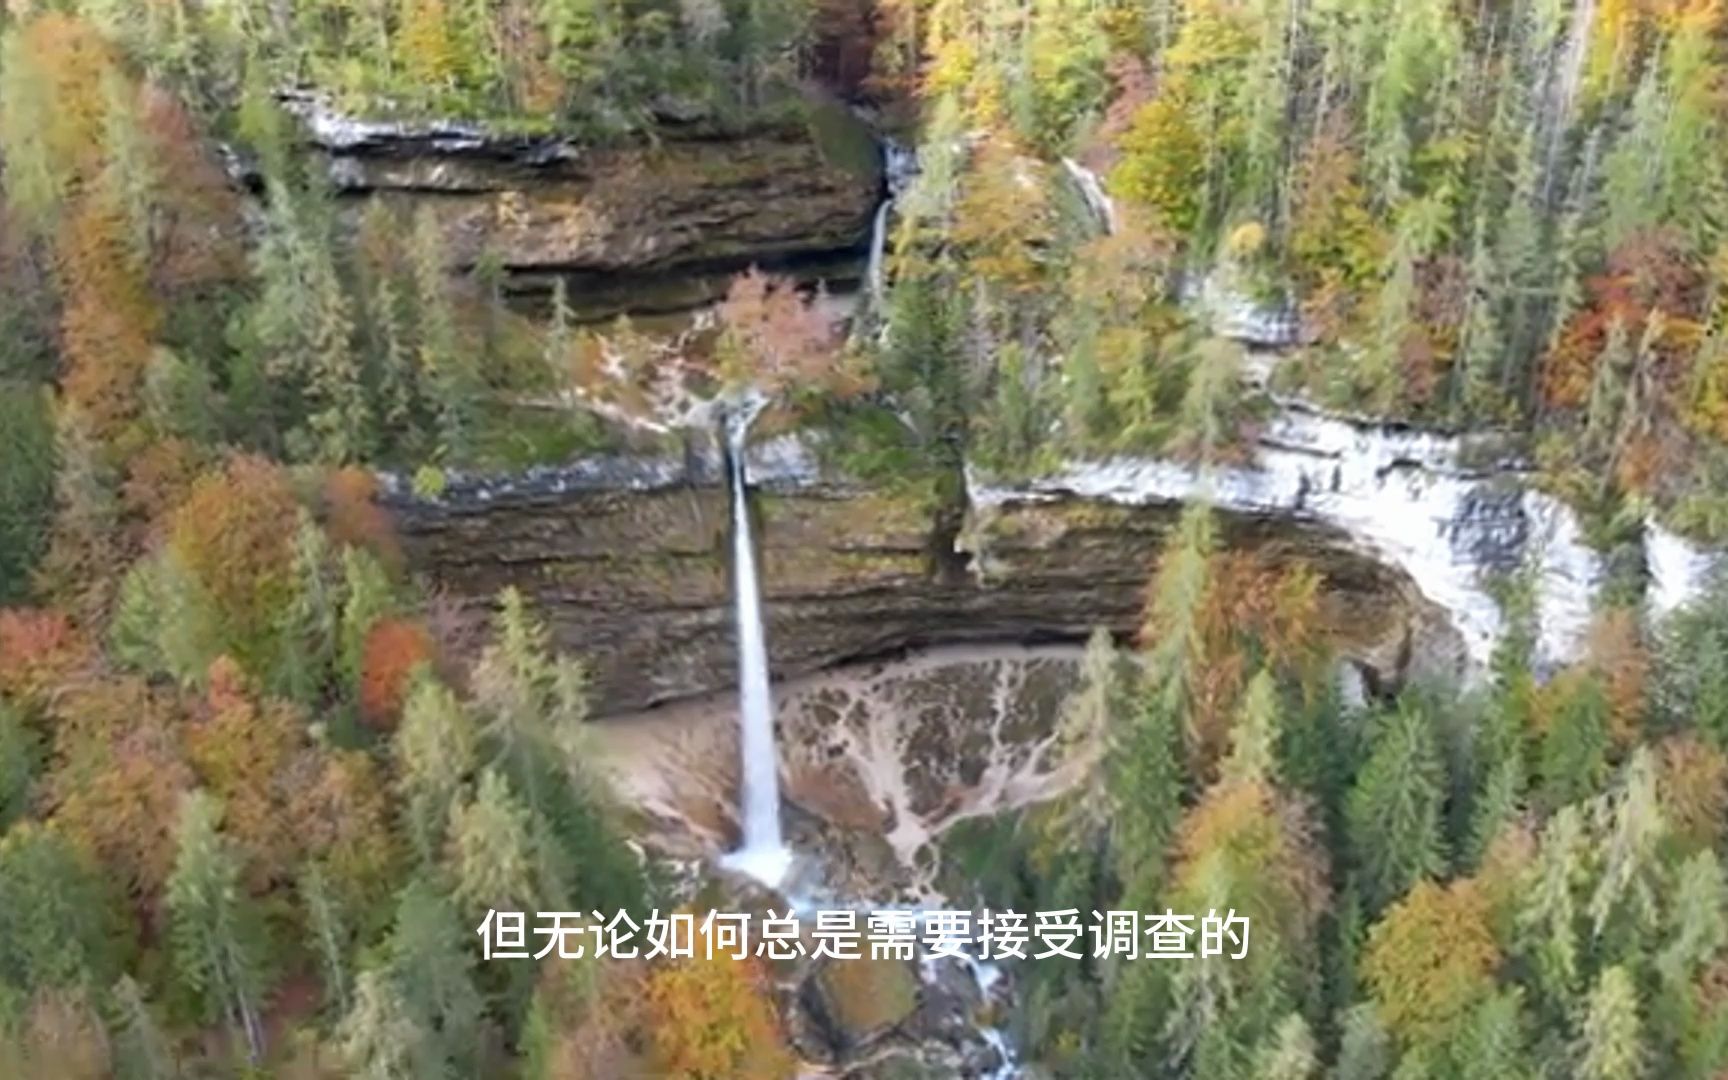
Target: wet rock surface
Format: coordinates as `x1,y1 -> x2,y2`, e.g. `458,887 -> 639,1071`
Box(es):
601,645 -> 1065,1079
287,94 -> 883,318
386,433 -> 1464,715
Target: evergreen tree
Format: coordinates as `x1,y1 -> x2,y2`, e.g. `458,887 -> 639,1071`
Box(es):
446,767 -> 540,916
1538,674 -> 1612,812
0,702 -> 39,833
0,382 -> 55,603
1171,336 -> 1242,463
270,510 -> 342,705
0,824 -> 120,998
1588,750 -> 1665,950
339,546 -> 399,694
164,792 -> 270,1062
1655,571 -> 1728,748
410,206 -> 475,460
380,878 -> 483,1076
1224,668 -> 1281,786
1517,804 -> 1589,1011
303,242 -> 374,464
395,676 -> 479,865
338,968 -> 435,1080
1576,966 -> 1647,1080
301,864 -> 353,1018
1347,695 -> 1447,913
1332,1003 -> 1392,1080
470,588 -> 643,912
1255,1013 -> 1319,1080
109,976 -> 177,1080
1451,989 -> 1534,1079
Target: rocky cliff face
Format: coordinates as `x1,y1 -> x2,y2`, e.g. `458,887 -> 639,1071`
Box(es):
384,431 -> 1462,716
290,95 -> 883,318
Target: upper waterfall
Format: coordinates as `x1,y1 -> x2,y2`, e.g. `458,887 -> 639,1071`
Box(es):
1061,157 -> 1117,236
865,140 -> 920,312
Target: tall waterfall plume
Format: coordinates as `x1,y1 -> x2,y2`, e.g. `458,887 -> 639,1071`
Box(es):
720,402 -> 793,887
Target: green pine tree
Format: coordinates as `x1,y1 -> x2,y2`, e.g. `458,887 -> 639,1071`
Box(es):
164,792 -> 271,1062
1347,695 -> 1448,913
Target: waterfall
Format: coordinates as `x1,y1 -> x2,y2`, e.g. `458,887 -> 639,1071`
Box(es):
721,406 -> 794,887
1061,157 -> 1117,236
865,141 -> 920,314
866,199 -> 893,305
1647,518 -> 1719,619
968,407 -> 1609,678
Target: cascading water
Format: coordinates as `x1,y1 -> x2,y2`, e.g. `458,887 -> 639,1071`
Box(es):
866,200 -> 893,303
1060,157 -> 1117,236
720,404 -> 794,887
866,141 -> 920,312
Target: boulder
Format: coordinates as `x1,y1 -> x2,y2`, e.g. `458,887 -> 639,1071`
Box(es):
804,956 -> 921,1052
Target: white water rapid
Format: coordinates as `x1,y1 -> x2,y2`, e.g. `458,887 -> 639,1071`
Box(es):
719,407 -> 793,888
968,406 -> 1606,677
1647,518 -> 1720,620
1060,156 -> 1117,236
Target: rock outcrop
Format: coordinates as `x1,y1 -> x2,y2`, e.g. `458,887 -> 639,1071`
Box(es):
384,429 -> 1465,716
288,94 -> 883,318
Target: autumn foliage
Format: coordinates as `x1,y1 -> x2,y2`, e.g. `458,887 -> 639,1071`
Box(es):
1362,879 -> 1501,1044
0,608 -> 85,703
45,677 -> 194,903
642,922 -> 796,1080
168,457 -> 300,668
1542,229 -> 1705,411
323,468 -> 402,571
1143,547 -> 1325,773
358,619 -> 436,730
716,269 -> 858,399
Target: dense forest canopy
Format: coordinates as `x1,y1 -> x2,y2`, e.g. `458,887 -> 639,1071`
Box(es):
1,0 -> 1728,1077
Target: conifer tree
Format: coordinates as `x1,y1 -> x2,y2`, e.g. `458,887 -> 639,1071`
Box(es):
1452,989 -> 1534,1079
446,767 -> 540,916
0,382 -> 54,604
0,824 -> 119,998
0,702 -> 36,832
410,206 -> 475,460
1517,804 -> 1589,1011
1588,750 -> 1665,949
338,968 -> 434,1080
1576,966 -> 1646,1080
380,878 -> 483,1076
1538,674 -> 1611,811
304,244 -> 373,464
395,676 -> 479,865
109,976 -> 177,1080
1347,696 -> 1447,913
1255,1013 -> 1319,1080
339,546 -> 399,694
1332,1003 -> 1392,1080
164,792 -> 270,1062
301,864 -> 353,1018
1225,669 -> 1281,786
270,510 -> 341,705
1171,336 -> 1242,464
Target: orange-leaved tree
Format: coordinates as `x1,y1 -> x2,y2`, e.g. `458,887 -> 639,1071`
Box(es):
358,618 -> 436,731
167,457 -> 301,675
642,916 -> 796,1080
